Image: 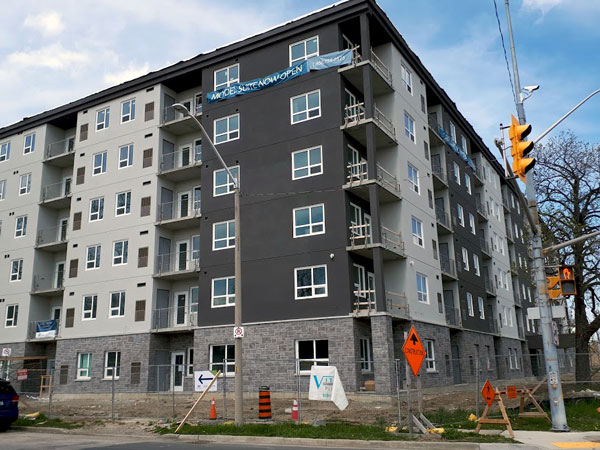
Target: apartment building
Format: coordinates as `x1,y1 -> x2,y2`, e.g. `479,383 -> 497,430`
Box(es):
0,0 -> 538,394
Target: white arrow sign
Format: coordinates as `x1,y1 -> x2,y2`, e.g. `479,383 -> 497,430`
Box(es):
194,370 -> 218,392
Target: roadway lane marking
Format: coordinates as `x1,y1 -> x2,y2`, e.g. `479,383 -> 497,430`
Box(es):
552,443 -> 600,449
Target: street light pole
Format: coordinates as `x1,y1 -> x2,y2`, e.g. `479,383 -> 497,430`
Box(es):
173,103 -> 244,425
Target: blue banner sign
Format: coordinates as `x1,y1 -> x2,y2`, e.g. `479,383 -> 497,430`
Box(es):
36,319 -> 57,338
206,49 -> 353,103
437,127 -> 477,171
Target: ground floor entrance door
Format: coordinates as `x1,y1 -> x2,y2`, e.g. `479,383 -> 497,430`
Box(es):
171,352 -> 185,392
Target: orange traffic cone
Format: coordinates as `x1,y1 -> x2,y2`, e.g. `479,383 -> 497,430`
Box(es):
291,399 -> 299,420
209,398 -> 217,420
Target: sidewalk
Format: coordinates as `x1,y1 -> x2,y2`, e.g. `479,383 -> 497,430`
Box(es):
508,430 -> 600,449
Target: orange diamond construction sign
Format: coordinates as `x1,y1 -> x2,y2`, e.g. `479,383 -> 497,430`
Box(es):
402,325 -> 426,377
482,379 -> 495,406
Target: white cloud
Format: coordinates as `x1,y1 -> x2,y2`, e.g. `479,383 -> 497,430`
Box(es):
23,11 -> 65,37
103,63 -> 150,85
6,43 -> 90,71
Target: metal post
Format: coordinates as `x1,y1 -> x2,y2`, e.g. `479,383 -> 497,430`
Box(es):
172,364 -> 176,418
406,361 -> 412,434
476,358 -> 480,418
395,360 -> 402,427
296,359 -> 302,424
504,0 -> 526,124
48,368 -> 54,418
223,359 -> 227,420
234,187 -> 243,425
111,368 -> 115,422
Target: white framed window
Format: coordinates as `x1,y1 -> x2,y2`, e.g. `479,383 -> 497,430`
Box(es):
110,291 -> 126,317
5,304 -> 18,327
508,307 -> 513,327
473,254 -> 480,276
404,112 -> 415,142
408,163 -> 420,193
190,286 -> 199,314
213,166 -> 239,196
295,264 -> 327,299
209,344 -> 235,376
96,107 -> 110,131
213,220 -> 235,250
401,64 -> 412,94
425,339 -> 436,372
289,36 -> 319,65
416,272 -> 428,303
104,351 -> 121,379
468,213 -> 476,234
467,292 -> 474,316
191,235 -> 201,263
77,353 -> 92,379
19,173 -> 31,195
89,197 -> 104,221
449,122 -> 456,143
0,180 -> 6,200
502,306 -> 508,326
453,162 -> 460,184
0,142 -> 11,161
186,348 -> 194,376
462,247 -> 469,271
115,191 -> 131,216
112,240 -> 128,265
15,215 -> 27,237
411,217 -> 424,247
214,114 -> 239,144
493,233 -> 499,251
82,295 -> 97,320
292,146 -> 322,180
212,276 -> 235,308
119,144 -> 134,168
214,64 -> 239,90
86,244 -> 101,270
10,259 -> 23,282
291,90 -> 321,124
296,339 -> 328,374
360,338 -> 374,373
23,133 -> 35,154
461,135 -> 467,152
121,99 -> 135,123
478,296 -> 485,319
465,174 -> 471,194
514,349 -> 520,369
353,264 -> 366,298
293,204 -> 325,238
457,204 -> 464,226
93,151 -> 107,175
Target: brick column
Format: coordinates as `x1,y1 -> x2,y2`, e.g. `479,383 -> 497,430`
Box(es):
371,315 -> 396,394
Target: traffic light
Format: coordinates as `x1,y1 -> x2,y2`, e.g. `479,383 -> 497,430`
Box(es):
508,115 -> 535,182
559,265 -> 576,296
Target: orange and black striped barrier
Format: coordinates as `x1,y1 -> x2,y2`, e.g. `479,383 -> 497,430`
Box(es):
258,386 -> 272,420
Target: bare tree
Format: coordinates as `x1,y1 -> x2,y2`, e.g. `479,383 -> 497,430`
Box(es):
534,131 -> 600,381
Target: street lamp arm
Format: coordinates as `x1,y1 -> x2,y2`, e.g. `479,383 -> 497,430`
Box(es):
533,88 -> 600,145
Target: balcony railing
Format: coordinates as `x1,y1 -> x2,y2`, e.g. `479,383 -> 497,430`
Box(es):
435,207 -> 452,230
162,103 -> 202,124
518,326 -> 525,339
373,105 -> 395,138
152,306 -> 198,329
155,253 -> 200,275
157,200 -> 201,223
475,197 -> 488,220
446,306 -> 461,327
32,273 -> 64,293
386,291 -> 409,318
41,180 -> 71,203
159,148 -> 202,173
28,319 -> 60,340
348,46 -> 393,87
440,257 -> 457,278
36,224 -> 68,247
506,225 -> 514,242
502,195 -> 511,211
345,162 -> 401,196
480,237 -> 491,257
484,277 -> 496,295
353,289 -> 376,312
348,224 -> 404,254
343,103 -> 395,139
46,137 -> 75,159
431,163 -> 448,185
488,318 -> 499,334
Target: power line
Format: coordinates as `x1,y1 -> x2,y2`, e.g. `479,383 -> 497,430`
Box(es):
493,0 -> 516,112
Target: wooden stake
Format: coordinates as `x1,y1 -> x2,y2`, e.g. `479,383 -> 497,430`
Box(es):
175,370 -> 221,433
475,388 -> 514,438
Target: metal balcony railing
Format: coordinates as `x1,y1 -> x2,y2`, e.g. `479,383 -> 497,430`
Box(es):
518,326 -> 525,339
345,162 -> 401,195
445,306 -> 461,327
386,291 -> 409,317
157,200 -> 201,222
32,273 -> 64,293
488,318 -> 499,334
480,237 -> 491,256
343,103 -> 395,139
431,163 -> 447,184
155,253 -> 200,275
435,207 -> 452,229
162,103 -> 202,124
347,46 -> 392,87
376,165 -> 401,194
373,105 -> 395,138
160,148 -> 202,172
348,224 -> 404,254
41,180 -> 71,203
440,256 -> 457,278
475,197 -> 488,219
46,137 -> 75,159
28,319 -> 60,340
36,224 -> 68,247
484,277 -> 496,295
152,306 -> 198,329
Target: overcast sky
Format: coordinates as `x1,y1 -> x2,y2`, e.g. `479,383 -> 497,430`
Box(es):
1,0 -> 598,160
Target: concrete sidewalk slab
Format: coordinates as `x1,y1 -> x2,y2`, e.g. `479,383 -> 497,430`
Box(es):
506,431 -> 600,449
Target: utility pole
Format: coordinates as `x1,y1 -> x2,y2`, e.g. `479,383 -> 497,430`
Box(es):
504,0 -> 569,431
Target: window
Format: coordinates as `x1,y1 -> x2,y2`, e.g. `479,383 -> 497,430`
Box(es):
291,90 -> 321,124
292,146 -> 322,179
0,142 -> 10,161
115,191 -> 131,216
213,166 -> 239,196
462,248 -> 469,271
112,240 -> 128,265
408,163 -> 419,193
19,173 -> 31,195
404,112 -> 415,142
23,133 -> 35,154
192,235 -> 201,263
401,64 -> 412,93
110,291 -> 126,317
93,151 -> 107,175
449,122 -> 456,143
360,338 -> 374,373
296,339 -> 328,373
212,276 -> 235,307
289,36 -> 318,65
10,259 -> 23,281
478,297 -> 485,319
186,348 -> 194,376
425,340 -> 436,372
416,273 -> 428,303
457,204 -> 464,226
214,64 -> 239,90
465,174 -> 471,194
461,135 -> 467,152
467,292 -> 474,316
15,215 -> 27,237
82,295 -> 97,319
502,306 -> 508,326
293,204 -> 324,237
104,351 -> 121,379
190,286 -> 199,314
5,305 -> 18,327
213,220 -> 235,250
468,213 -> 476,234
86,245 -> 101,269
295,265 -> 327,299
210,344 -> 235,375
214,114 -> 239,144
0,180 -> 5,200
89,197 -> 104,221
121,99 -> 135,123
473,254 -> 480,276
453,162 -> 460,184
119,144 -> 133,168
508,307 -> 513,327
77,353 -> 92,379
411,217 -> 424,247
96,107 -> 110,131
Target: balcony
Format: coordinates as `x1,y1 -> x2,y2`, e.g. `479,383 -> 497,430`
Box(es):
338,47 -> 393,96
36,225 -> 68,252
158,148 -> 202,182
352,289 -> 376,314
431,163 -> 448,189
435,207 -> 453,234
473,164 -> 484,187
510,262 -> 519,275
484,277 -> 496,297
28,319 -> 60,340
160,103 -> 203,135
445,306 -> 462,328
427,114 -> 445,147
151,306 -> 198,332
514,290 -> 522,307
488,318 -> 500,334
502,194 -> 511,212
341,102 -> 396,147
31,273 -> 64,296
475,198 -> 488,222
518,326 -> 525,339
154,253 -> 200,280
343,162 -> 401,203
386,291 -> 410,320
480,237 -> 492,259
156,201 -> 201,230
347,224 -> 405,260
45,136 -> 75,167
40,180 -> 72,209
440,257 -> 458,281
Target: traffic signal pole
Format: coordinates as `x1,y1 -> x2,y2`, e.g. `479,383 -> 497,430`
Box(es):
504,0 -> 569,431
